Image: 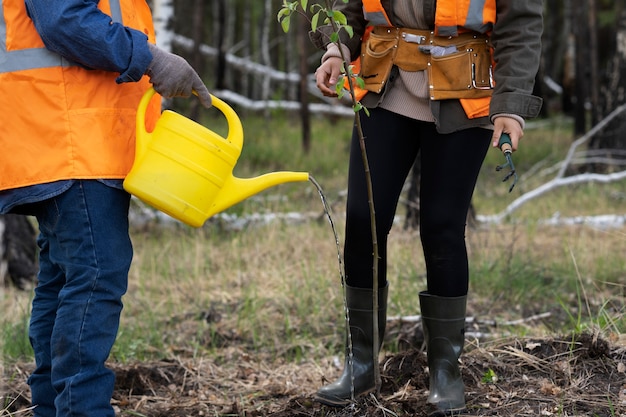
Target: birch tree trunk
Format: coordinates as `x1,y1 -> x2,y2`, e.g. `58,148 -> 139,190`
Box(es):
260,0 -> 273,116
152,0 -> 175,51
241,0 -> 251,98
297,13 -> 311,153
189,0 -> 205,121
283,0 -> 298,101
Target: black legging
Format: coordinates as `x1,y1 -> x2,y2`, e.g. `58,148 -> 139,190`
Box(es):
343,107 -> 491,297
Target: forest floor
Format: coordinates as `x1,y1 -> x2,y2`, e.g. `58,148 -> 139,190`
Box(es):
3,327 -> 626,416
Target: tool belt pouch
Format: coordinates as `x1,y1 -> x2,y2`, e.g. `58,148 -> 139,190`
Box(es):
428,35 -> 494,100
359,30 -> 398,93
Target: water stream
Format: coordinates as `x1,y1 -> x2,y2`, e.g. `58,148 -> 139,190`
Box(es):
309,176 -> 357,405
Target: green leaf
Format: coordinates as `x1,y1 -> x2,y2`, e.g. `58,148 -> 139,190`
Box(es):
280,15 -> 291,33
300,0 -> 308,11
481,369 -> 498,384
330,32 -> 339,43
311,11 -> 320,32
332,11 -> 347,25
356,77 -> 365,89
335,79 -> 345,96
277,8 -> 289,22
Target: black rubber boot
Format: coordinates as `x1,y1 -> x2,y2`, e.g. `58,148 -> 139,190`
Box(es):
314,284 -> 388,407
419,291 -> 467,414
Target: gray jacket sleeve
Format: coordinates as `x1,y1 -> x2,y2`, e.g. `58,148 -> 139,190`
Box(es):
489,0 -> 544,119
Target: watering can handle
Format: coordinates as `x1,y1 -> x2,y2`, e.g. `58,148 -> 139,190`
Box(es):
209,94 -> 244,149
137,87 -> 244,149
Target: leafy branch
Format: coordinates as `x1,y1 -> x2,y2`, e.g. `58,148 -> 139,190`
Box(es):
279,0 -> 382,398
278,0 -> 367,112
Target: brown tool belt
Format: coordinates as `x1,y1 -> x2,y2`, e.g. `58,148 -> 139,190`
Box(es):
359,26 -> 494,100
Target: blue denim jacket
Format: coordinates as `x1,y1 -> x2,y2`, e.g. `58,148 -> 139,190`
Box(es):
24,0 -> 152,83
0,0 -> 152,214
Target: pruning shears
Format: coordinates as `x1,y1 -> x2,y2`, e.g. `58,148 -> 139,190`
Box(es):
495,133 -> 518,192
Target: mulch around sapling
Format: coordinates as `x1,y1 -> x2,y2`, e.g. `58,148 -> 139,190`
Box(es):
3,332 -> 626,417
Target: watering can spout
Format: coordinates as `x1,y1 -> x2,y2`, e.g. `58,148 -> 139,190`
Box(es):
205,171 -> 310,218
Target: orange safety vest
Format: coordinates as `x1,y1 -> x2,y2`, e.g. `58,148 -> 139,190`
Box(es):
434,0 -> 496,36
0,0 -> 160,191
361,0 -> 392,26
358,0 -> 496,118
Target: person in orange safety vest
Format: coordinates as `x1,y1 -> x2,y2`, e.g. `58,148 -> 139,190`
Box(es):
310,0 -> 543,414
0,1 -> 211,415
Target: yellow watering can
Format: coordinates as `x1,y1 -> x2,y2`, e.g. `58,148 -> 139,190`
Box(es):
123,87 -> 309,228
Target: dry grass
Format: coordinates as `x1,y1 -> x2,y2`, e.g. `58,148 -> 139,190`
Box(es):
5,207 -> 626,415
2,116 -> 626,415
4,331 -> 625,416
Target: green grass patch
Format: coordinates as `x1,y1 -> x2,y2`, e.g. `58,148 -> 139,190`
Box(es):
2,113 -> 625,364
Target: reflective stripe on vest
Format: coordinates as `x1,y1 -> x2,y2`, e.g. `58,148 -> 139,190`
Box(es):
362,0 -> 392,26
0,1 -> 123,73
435,0 -> 496,37
361,0 -> 496,37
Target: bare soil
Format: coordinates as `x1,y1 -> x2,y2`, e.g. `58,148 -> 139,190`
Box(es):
3,330 -> 625,417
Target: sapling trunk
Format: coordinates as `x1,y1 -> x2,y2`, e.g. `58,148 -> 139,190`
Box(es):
322,0 -> 382,394
279,0 -> 382,398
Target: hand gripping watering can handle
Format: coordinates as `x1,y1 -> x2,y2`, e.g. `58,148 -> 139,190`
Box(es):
136,87 -> 244,153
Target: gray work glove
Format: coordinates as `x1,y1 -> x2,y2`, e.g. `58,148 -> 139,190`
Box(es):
146,43 -> 212,108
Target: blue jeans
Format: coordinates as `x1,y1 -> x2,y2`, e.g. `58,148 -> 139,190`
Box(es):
26,181 -> 132,417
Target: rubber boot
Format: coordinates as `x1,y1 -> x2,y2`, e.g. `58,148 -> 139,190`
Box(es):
419,291 -> 467,414
314,284 -> 388,406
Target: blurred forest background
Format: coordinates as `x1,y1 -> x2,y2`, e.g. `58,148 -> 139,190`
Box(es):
2,0 -> 626,289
